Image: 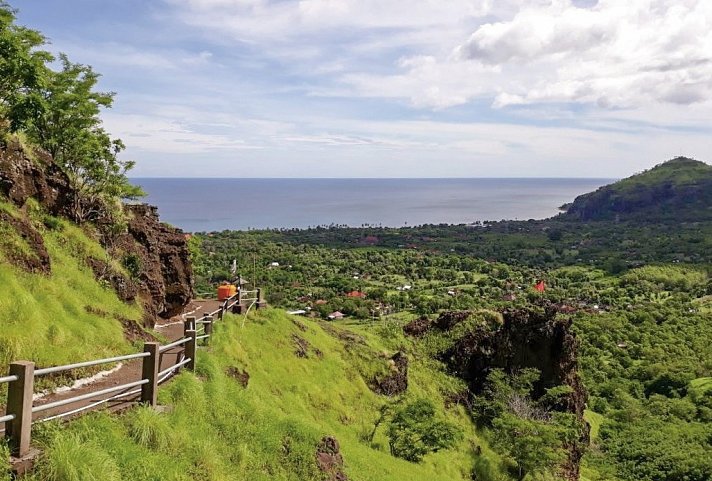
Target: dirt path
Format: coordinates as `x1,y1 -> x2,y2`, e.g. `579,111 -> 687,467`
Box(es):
24,299 -> 224,424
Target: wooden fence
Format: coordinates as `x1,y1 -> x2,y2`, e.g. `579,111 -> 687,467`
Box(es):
0,287 -> 265,461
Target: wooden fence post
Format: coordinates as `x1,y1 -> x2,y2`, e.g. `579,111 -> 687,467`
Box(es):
185,330 -> 197,371
233,288 -> 243,313
256,288 -> 266,309
140,342 -> 160,407
183,316 -> 195,332
184,317 -> 195,336
204,318 -> 213,346
6,361 -> 35,457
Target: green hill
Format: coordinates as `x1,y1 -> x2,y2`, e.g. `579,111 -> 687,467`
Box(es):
564,157 -> 712,221
24,310 -> 489,481
0,197 -> 143,388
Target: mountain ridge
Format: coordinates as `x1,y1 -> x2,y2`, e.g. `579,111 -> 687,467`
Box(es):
563,157 -> 712,221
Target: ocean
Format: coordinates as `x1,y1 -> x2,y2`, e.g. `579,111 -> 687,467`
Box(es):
133,178 -> 612,232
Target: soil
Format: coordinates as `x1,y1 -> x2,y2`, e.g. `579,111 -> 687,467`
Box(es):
0,211 -> 50,274
226,367 -> 250,388
402,316 -> 431,337
315,436 -> 348,481
292,334 -> 323,359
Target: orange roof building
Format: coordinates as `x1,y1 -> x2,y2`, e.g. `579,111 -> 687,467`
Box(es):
346,290 -> 366,298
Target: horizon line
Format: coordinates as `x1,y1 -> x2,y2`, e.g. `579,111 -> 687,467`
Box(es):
129,176 -> 616,180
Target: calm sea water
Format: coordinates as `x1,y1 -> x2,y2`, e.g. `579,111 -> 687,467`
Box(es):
133,178 -> 612,232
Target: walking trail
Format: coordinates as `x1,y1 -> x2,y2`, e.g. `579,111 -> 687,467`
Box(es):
27,299 -> 223,424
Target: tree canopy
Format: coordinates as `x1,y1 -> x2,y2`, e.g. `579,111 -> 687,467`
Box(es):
0,1 -> 142,221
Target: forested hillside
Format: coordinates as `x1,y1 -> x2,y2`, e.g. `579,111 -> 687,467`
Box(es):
563,157 -> 712,221
192,161 -> 712,481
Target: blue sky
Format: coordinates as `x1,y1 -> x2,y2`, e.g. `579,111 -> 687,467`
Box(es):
14,0 -> 712,178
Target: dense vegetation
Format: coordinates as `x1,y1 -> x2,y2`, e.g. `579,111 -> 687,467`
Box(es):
191,210 -> 712,481
1,1 -> 141,221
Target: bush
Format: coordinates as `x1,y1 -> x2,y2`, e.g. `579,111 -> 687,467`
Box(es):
387,399 -> 461,462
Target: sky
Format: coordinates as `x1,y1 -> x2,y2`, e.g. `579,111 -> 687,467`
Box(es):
13,0 -> 712,178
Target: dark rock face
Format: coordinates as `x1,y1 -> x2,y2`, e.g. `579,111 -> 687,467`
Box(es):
0,141 -> 194,326
0,139 -> 76,219
443,305 -> 587,480
0,210 -> 50,274
371,352 -> 408,396
315,436 -> 348,481
86,257 -> 138,303
113,204 -> 193,325
403,316 -> 431,337
433,311 -> 472,331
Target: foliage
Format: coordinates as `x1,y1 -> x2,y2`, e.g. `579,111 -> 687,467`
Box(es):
1,2 -> 142,221
473,369 -> 575,481
0,2 -> 52,132
599,416 -> 712,481
387,398 -> 461,462
491,413 -> 566,481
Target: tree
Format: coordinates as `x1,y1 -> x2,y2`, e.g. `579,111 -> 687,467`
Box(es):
491,412 -> 567,481
0,1 -> 52,131
1,3 -> 141,222
387,398 -> 461,462
22,55 -> 143,220
473,369 -> 576,480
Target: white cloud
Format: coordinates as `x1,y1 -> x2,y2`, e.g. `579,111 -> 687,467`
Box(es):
166,0 -> 712,112
457,0 -> 712,108
45,0 -> 712,177
103,112 -> 262,154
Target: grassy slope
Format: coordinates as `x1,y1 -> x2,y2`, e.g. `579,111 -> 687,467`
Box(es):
26,309 -> 489,481
0,200 -> 142,388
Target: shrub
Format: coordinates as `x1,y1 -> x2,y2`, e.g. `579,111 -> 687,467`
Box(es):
387,399 -> 461,462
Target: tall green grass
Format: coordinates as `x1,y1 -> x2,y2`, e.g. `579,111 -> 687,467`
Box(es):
26,309 -> 497,481
0,201 -> 142,381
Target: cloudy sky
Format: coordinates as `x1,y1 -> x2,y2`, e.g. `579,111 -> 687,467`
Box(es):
15,0 -> 712,178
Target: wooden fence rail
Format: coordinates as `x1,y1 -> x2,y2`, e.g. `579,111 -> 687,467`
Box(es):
1,286 -> 265,462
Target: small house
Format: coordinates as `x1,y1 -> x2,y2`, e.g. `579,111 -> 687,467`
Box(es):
328,311 -> 344,320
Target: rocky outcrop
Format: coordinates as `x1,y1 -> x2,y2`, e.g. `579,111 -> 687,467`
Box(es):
0,140 -> 193,326
113,204 -> 193,325
0,139 -> 75,219
403,316 -> 431,337
442,305 -> 587,480
0,210 -> 50,274
433,311 -> 471,331
316,436 -> 348,481
371,352 -> 408,396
